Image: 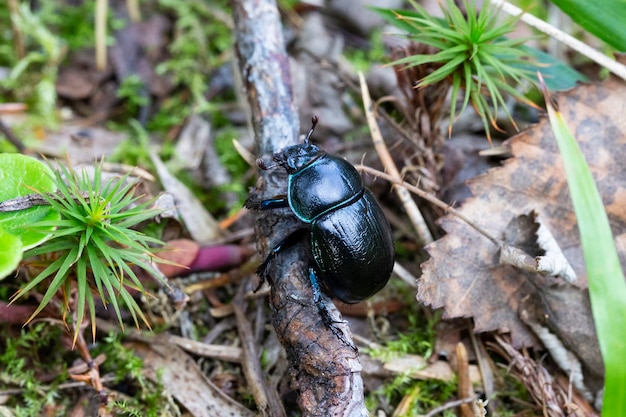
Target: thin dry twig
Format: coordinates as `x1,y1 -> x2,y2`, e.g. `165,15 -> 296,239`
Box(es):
95,318 -> 242,363
0,117 -> 25,151
422,396 -> 479,417
492,335 -> 570,417
233,286 -> 286,417
126,0 -> 140,22
358,72 -> 435,246
355,165 -> 499,245
456,343 -> 481,417
491,0 -> 626,82
95,0 -> 108,70
469,331 -> 496,414
0,191 -> 91,212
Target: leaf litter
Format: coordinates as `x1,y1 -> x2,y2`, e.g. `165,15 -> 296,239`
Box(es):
4,1 -> 625,414
418,74 -> 626,373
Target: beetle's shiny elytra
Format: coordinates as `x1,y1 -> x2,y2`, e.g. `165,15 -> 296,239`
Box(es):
246,117 -> 395,305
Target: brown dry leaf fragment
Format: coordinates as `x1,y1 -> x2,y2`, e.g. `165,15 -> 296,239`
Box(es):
500,212 -> 577,281
418,75 -> 626,348
132,339 -> 255,417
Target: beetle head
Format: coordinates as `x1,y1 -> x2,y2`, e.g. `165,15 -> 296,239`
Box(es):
259,116 -> 324,173
272,142 -> 323,173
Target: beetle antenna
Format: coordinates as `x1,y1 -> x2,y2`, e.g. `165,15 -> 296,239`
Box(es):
305,115 -> 318,144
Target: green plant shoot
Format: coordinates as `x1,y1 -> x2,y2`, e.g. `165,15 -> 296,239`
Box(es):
11,161 -> 168,345
377,0 -> 538,140
540,73 -> 626,416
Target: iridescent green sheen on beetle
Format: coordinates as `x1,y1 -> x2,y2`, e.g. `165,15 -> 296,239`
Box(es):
245,117 -> 395,306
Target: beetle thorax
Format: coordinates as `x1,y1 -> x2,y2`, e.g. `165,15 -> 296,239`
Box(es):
273,143 -> 324,174
287,153 -> 364,223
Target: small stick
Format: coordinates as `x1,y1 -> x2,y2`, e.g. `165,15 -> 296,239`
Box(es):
358,72 -> 435,245
456,343 -> 481,417
126,0 -> 141,22
0,191 -> 92,212
0,117 -> 25,151
355,165 -> 499,245
7,0 -> 24,59
423,396 -> 479,417
233,286 -> 286,417
95,0 -> 108,70
491,0 -> 626,82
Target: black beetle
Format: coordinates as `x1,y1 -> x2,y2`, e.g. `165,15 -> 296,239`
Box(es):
245,117 -> 395,340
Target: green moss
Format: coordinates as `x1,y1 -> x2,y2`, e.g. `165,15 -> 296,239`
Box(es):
0,323 -> 68,416
94,334 -> 174,417
344,29 -> 386,73
367,372 -> 457,416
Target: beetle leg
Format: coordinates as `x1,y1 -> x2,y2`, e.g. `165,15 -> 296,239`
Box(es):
244,195 -> 288,210
308,267 -> 357,352
255,228 -> 308,291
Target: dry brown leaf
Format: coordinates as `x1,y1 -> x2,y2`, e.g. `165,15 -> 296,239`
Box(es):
417,76 -> 626,348
132,338 -> 254,417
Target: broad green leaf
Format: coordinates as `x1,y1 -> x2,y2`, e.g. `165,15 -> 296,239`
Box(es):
519,45 -> 587,90
542,76 -> 626,416
550,0 -> 626,51
0,154 -> 60,250
0,226 -> 22,280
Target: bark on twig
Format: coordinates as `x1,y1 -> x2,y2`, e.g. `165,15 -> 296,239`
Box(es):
231,1 -> 368,415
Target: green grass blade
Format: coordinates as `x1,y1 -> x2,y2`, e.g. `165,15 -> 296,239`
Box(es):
23,247 -> 79,323
93,260 -> 125,330
74,255 -> 88,345
25,238 -> 77,257
11,255 -> 66,300
417,53 -> 468,86
118,286 -> 150,329
448,74 -> 462,135
87,244 -> 107,304
550,0 -> 626,50
541,75 -> 626,416
85,289 -> 97,343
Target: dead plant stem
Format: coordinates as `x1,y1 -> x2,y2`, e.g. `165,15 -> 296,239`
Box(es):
355,165 -> 500,246
491,0 -> 626,82
358,72 -> 435,246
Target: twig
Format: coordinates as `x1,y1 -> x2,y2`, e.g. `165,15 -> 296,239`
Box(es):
456,343 -> 481,417
232,0 -> 368,416
0,191 -> 92,212
469,330 -> 496,415
392,262 -> 418,288
126,0 -> 140,22
95,318 -> 242,363
95,0 -> 108,70
0,375 -> 118,397
358,72 -> 435,246
233,286 -> 286,417
423,396 -> 479,417
491,0 -> 626,82
0,117 -> 25,151
7,0 -> 24,59
355,165 -> 499,245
